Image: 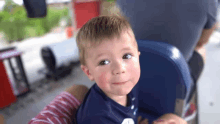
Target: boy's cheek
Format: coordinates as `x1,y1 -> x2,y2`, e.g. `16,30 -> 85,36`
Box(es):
131,58 -> 140,71
97,72 -> 109,87
130,60 -> 141,81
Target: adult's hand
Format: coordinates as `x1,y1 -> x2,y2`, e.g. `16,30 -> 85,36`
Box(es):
0,114 -> 4,124
138,116 -> 149,124
65,84 -> 89,102
153,113 -> 187,124
195,45 -> 206,63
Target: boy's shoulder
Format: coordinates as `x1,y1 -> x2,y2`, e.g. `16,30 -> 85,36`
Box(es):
76,84 -> 116,123
78,84 -> 111,112
76,84 -> 139,124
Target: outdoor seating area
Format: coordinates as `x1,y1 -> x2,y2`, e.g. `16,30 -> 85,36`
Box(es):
0,0 -> 220,124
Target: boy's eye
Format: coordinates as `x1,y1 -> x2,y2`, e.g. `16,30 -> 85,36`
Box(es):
99,60 -> 110,65
123,53 -> 132,59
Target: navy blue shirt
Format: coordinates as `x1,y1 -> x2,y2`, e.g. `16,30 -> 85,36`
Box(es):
117,0 -> 218,61
76,84 -> 138,124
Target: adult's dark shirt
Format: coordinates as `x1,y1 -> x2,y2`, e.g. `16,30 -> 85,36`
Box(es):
117,0 -> 218,61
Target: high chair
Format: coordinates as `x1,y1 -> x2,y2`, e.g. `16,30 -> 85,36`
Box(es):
137,40 -> 193,123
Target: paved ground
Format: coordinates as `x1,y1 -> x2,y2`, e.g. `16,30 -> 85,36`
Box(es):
197,43 -> 220,124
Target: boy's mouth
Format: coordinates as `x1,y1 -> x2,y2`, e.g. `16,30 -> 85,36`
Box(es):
113,81 -> 128,85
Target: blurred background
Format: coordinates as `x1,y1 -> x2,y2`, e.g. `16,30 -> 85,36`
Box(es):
0,0 -> 219,124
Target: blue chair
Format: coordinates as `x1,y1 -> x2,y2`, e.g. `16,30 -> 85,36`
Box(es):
137,40 -> 193,123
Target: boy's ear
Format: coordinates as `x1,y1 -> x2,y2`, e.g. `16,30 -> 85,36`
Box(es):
80,65 -> 95,81
138,51 -> 141,56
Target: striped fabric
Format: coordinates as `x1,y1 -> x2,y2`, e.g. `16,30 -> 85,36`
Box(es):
28,92 -> 81,124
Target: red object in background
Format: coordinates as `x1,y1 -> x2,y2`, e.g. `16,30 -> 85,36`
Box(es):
0,61 -> 17,108
66,27 -> 74,39
74,1 -> 100,29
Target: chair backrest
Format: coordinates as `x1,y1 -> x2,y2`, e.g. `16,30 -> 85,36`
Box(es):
137,40 -> 192,122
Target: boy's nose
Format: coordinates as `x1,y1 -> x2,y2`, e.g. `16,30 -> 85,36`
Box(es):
112,61 -> 126,75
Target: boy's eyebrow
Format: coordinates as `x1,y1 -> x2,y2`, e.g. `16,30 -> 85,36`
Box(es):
95,53 -> 105,60
121,47 -> 132,51
95,47 -> 132,59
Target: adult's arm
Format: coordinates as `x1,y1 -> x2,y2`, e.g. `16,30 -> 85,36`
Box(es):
196,0 -> 218,48
196,23 -> 217,49
195,23 -> 218,63
28,85 -> 89,124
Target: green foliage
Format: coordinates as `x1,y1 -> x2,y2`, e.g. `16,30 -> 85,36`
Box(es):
0,5 -> 70,43
106,0 -> 115,3
3,0 -> 20,13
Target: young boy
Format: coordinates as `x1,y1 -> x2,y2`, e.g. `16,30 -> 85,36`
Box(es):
29,15 -> 187,124
75,15 -> 141,124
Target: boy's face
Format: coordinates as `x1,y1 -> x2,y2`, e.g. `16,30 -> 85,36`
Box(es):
81,30 -> 140,98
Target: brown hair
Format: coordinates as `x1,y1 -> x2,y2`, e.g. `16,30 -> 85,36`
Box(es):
76,15 -> 134,66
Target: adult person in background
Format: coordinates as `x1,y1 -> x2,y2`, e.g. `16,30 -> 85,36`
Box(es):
116,0 -> 218,120
116,0 -> 217,84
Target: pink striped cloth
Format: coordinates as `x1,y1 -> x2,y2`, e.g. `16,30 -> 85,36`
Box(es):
28,91 -> 81,124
